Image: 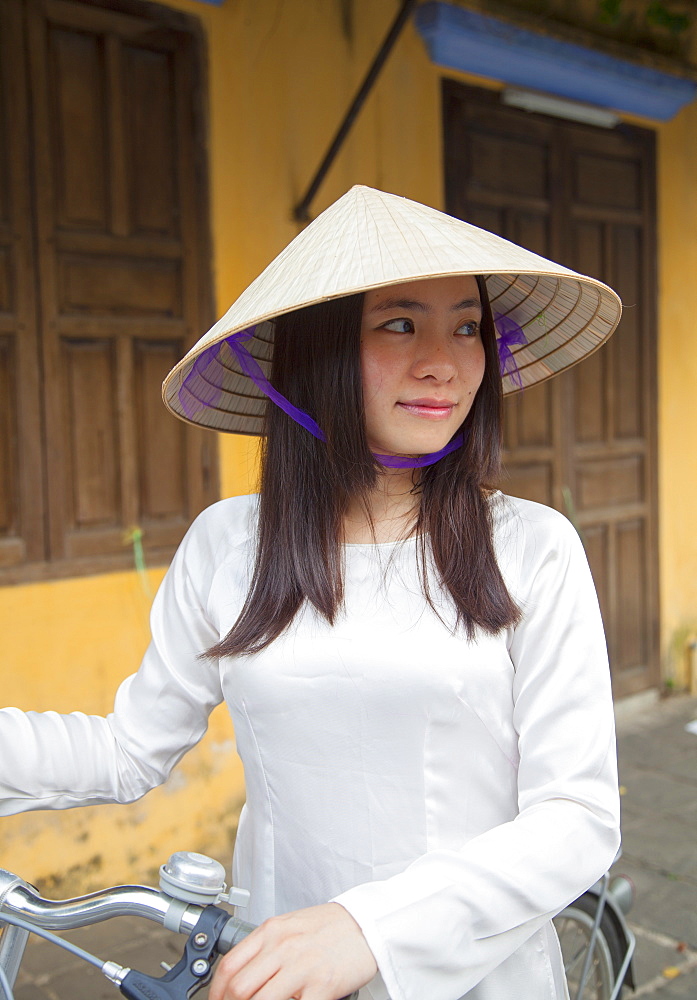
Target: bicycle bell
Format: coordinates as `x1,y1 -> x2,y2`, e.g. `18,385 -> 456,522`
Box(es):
160,851 -> 250,907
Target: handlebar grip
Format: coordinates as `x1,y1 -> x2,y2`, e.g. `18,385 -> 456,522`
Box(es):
216,915 -> 256,953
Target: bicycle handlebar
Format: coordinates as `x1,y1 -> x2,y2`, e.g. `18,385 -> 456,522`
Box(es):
0,863 -> 255,1000
0,869 -> 204,935
0,860 -> 358,1000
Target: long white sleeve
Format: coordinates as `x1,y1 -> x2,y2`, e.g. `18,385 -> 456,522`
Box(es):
332,501 -> 620,1000
0,509 -> 227,815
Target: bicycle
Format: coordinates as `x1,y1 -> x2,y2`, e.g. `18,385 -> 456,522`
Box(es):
553,870 -> 636,1000
0,850 -> 634,1000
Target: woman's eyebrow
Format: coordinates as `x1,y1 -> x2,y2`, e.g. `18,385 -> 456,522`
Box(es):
370,297 -> 428,313
452,298 -> 482,312
369,297 -> 482,313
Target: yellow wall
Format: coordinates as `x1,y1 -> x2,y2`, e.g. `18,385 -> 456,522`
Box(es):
2,0 -> 696,894
0,0 -> 446,894
656,100 -> 697,687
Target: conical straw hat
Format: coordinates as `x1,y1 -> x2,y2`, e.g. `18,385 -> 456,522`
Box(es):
163,185 -> 621,435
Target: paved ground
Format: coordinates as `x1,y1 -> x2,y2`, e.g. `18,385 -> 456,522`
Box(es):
609,693 -> 697,997
3,693 -> 697,999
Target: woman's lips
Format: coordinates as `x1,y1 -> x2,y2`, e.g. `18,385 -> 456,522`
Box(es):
396,399 -> 457,419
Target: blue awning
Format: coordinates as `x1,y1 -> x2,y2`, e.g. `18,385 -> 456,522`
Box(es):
415,1 -> 697,122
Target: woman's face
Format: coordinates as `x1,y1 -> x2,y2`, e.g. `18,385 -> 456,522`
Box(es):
360,275 -> 486,458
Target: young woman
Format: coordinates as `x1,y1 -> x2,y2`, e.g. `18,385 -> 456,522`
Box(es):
0,187 -> 623,1000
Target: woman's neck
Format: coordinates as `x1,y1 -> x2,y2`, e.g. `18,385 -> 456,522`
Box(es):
342,469 -> 421,544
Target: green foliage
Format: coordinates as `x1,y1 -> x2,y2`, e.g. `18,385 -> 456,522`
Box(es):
595,0 -> 692,36
646,0 -> 691,34
598,0 -> 624,26
597,0 -> 692,37
501,0 -> 694,55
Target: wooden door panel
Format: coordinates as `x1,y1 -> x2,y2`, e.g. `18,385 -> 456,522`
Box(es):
49,26 -> 109,230
611,226 -> 643,440
465,204 -> 502,235
123,45 -> 179,238
134,340 -> 186,524
575,455 -> 644,510
63,338 -> 120,530
468,130 -> 550,200
574,221 -> 604,282
513,383 -> 554,448
0,338 -> 18,542
573,152 -> 642,211
501,463 -> 554,507
584,524 -> 611,623
616,519 -> 649,688
511,213 -> 549,258
443,81 -> 659,696
573,348 -> 607,444
0,252 -> 11,309
501,381 -> 556,505
57,256 -> 182,316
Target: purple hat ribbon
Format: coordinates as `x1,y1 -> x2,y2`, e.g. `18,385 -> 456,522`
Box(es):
180,328 -> 463,469
226,330 -> 463,468
180,317 -> 527,465
495,313 -> 527,388
228,329 -> 326,440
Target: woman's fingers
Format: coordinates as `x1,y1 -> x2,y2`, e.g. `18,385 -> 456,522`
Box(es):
209,902 -> 376,1000
209,941 -> 279,1000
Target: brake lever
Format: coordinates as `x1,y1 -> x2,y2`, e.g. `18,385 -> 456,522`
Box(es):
119,905 -> 230,999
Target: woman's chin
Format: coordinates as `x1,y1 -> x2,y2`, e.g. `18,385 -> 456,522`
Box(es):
368,435 -> 454,458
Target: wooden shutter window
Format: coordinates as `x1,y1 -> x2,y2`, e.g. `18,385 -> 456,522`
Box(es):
0,0 -> 216,583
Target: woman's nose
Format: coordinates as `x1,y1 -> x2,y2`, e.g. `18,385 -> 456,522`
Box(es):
410,334 -> 458,381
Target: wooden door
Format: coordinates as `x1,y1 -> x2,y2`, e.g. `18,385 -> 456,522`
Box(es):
0,0 -> 217,580
0,0 -> 44,568
443,82 -> 659,697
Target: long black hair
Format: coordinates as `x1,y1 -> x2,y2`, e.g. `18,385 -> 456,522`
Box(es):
209,276 -> 520,657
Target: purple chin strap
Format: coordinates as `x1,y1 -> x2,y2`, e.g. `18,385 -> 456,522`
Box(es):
224,329 -> 463,469
181,316 -> 526,469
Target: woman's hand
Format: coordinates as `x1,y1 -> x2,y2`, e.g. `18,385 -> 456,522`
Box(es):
209,902 -> 378,1000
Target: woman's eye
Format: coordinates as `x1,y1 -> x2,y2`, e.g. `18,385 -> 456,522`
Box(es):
456,321 -> 480,337
383,318 -> 414,334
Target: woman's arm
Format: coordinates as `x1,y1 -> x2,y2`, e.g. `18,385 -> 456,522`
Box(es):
0,507 -> 226,814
